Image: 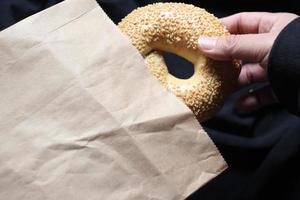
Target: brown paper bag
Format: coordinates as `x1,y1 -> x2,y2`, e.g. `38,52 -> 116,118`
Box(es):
0,0 -> 227,199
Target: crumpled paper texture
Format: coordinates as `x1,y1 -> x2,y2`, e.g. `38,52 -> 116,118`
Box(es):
0,0 -> 227,199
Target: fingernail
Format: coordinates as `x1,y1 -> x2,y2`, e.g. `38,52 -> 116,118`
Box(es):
198,37 -> 217,50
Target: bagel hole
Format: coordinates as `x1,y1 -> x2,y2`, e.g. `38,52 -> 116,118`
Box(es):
162,52 -> 194,79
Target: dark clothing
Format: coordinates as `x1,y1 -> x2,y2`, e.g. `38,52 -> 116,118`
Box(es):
1,1 -> 300,200
268,17 -> 300,116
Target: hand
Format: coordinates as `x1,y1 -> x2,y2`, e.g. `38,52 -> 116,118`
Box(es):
198,12 -> 298,112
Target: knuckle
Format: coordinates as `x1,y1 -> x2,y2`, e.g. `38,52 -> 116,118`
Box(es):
239,12 -> 251,20
254,49 -> 265,62
253,46 -> 269,63
245,66 -> 254,84
218,35 -> 238,57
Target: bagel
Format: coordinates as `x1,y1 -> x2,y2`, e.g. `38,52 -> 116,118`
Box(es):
118,3 -> 240,122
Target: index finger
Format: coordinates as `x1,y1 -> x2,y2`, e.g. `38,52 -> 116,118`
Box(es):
221,12 -> 276,34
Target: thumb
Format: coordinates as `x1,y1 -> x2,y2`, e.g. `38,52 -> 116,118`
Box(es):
198,33 -> 275,64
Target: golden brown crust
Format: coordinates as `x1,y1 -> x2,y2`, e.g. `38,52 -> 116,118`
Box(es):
118,3 -> 228,55
118,3 -> 240,122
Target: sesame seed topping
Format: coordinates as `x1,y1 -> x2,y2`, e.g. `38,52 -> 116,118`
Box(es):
118,3 -> 240,122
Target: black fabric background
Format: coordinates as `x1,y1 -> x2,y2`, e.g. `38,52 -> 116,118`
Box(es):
1,1 -> 300,199
268,17 -> 300,117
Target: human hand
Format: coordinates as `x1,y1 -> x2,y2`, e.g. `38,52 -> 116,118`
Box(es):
198,12 -> 298,112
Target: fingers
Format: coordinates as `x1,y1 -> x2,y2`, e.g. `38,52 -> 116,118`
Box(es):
237,63 -> 267,88
221,12 -> 276,34
198,33 -> 275,63
235,86 -> 277,112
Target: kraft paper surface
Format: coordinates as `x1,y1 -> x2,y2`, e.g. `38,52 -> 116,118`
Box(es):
0,0 -> 227,199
